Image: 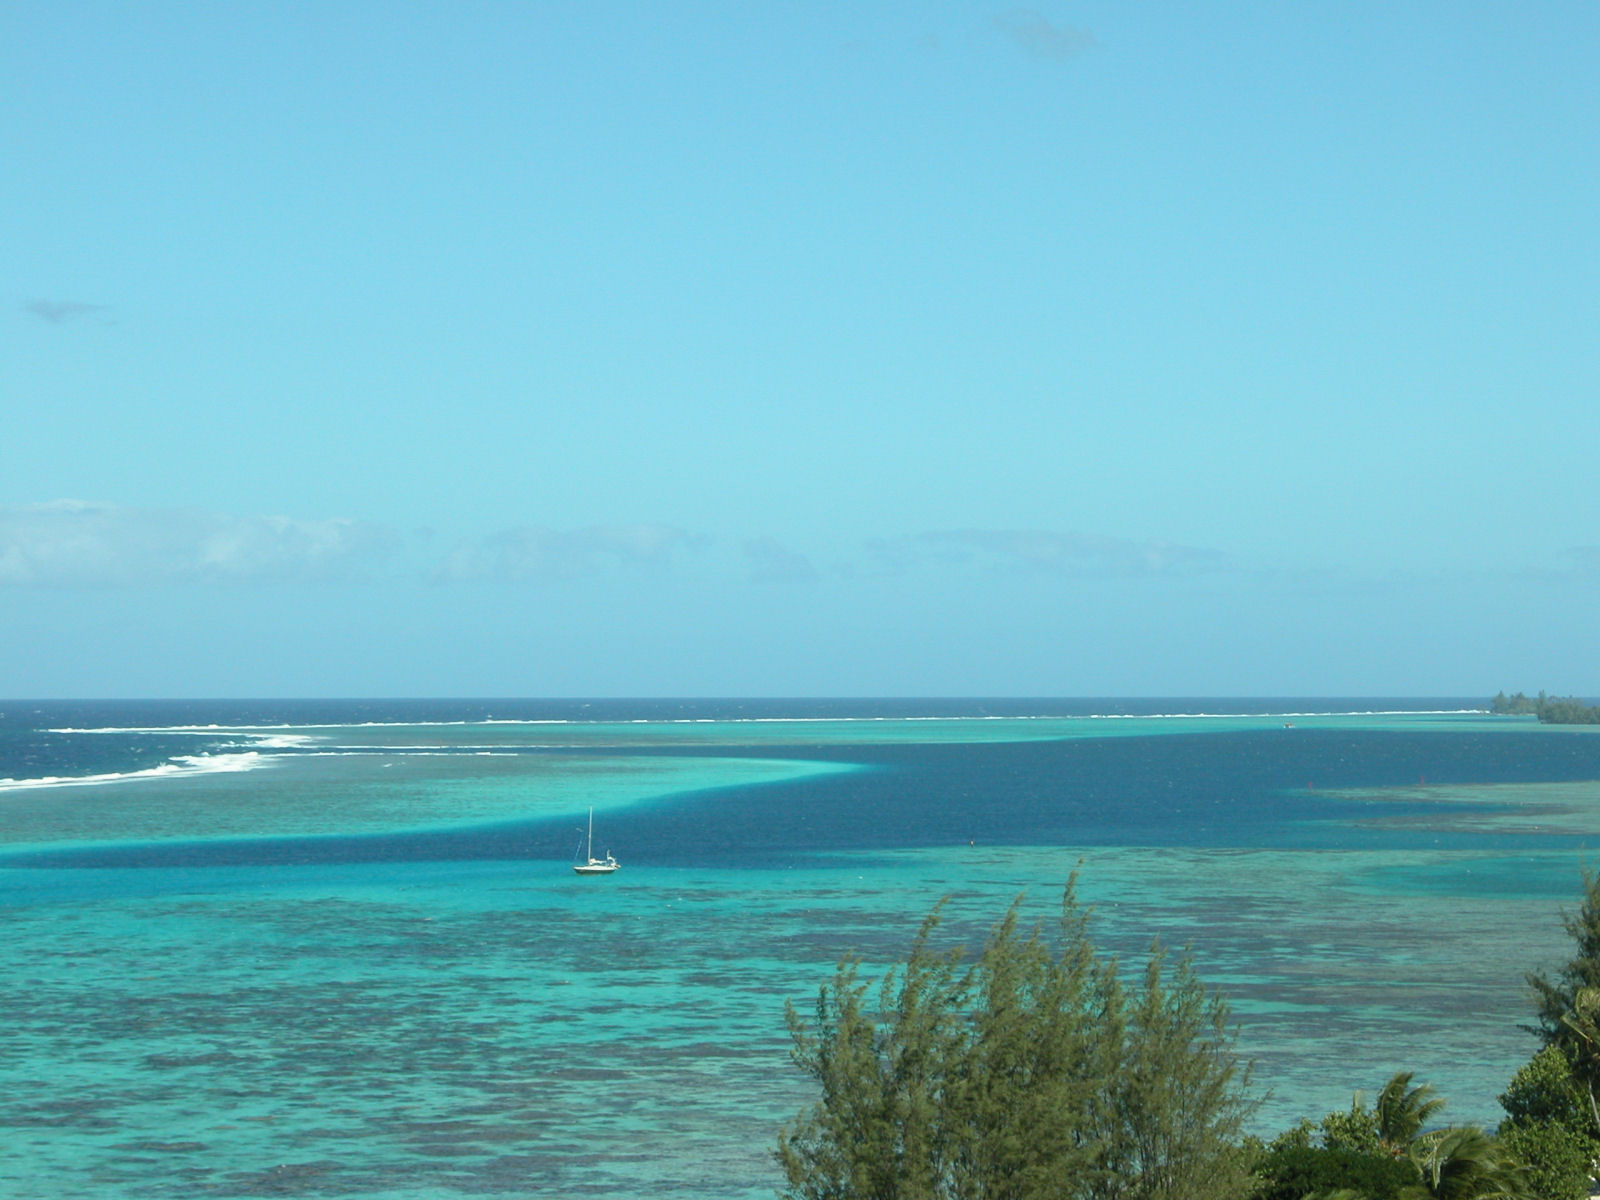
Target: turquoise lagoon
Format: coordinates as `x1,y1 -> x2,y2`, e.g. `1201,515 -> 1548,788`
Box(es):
2,701 -> 1599,1197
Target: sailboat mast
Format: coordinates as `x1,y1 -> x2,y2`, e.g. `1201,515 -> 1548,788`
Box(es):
587,807 -> 595,860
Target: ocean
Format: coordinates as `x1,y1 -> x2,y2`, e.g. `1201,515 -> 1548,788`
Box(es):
2,698 -> 1599,1198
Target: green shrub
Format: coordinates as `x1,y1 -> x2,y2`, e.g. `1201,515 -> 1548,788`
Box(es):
1250,1142 -> 1417,1200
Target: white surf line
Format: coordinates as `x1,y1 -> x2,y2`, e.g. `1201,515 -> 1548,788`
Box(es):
44,708 -> 1494,740
0,752 -> 270,792
49,726 -> 322,740
289,749 -> 517,757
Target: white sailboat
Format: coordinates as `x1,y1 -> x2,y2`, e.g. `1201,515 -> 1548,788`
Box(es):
573,807 -> 620,875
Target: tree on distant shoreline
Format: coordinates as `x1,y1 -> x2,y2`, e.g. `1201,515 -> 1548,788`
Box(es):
1490,692 -> 1600,724
1493,692 -> 1544,716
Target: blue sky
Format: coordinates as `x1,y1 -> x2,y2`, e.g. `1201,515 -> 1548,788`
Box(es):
3,2 -> 1596,698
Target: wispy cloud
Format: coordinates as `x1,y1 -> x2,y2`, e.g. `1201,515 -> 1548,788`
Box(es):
864,529 -> 1230,578
0,501 -> 398,586
435,523 -> 709,583
742,536 -> 819,585
2,505 -> 1242,592
993,9 -> 1095,60
23,299 -> 113,325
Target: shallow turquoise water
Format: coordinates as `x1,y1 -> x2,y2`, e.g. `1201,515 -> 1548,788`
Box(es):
2,708 -> 1597,1197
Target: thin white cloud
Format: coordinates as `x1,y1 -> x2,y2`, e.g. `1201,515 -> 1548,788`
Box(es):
993,9 -> 1095,60
742,536 -> 819,585
0,501 -> 398,586
435,523 -> 709,583
23,299 -> 113,325
865,528 -> 1230,578
2,505 -> 1245,592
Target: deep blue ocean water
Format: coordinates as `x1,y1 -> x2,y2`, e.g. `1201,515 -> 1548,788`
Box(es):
3,698 -> 1599,1197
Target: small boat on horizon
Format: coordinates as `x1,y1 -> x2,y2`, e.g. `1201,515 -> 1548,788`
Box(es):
573,807 -> 620,876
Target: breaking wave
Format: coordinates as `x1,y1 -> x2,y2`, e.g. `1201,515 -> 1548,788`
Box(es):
0,752 -> 268,792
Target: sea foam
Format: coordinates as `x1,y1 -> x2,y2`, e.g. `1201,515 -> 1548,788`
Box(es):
0,751 -> 267,792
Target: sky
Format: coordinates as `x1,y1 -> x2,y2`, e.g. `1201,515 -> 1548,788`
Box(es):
2,2 -> 1596,699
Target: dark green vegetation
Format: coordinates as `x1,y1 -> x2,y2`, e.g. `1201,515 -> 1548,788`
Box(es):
1491,693 -> 1600,724
777,873 -> 1600,1200
777,881 -> 1255,1200
1254,1074 -> 1543,1200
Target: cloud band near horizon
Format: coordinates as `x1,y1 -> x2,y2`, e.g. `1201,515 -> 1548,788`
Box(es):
0,501 -> 1263,589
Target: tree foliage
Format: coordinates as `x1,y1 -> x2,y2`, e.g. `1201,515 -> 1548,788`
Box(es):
1490,692 -> 1600,725
1250,1074 -> 1537,1200
1406,1125 -> 1532,1200
1497,1121 -> 1594,1200
776,865 -> 1600,1200
1534,698 -> 1600,726
1509,884 -> 1600,1200
1249,1140 -> 1417,1200
1500,1046 -> 1592,1136
776,882 -> 1256,1200
1377,1074 -> 1450,1154
1526,870 -> 1600,1138
1492,692 -> 1543,716
1319,1100 -> 1384,1157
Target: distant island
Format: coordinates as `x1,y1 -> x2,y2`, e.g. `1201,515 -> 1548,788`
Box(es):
1491,690 -> 1600,724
